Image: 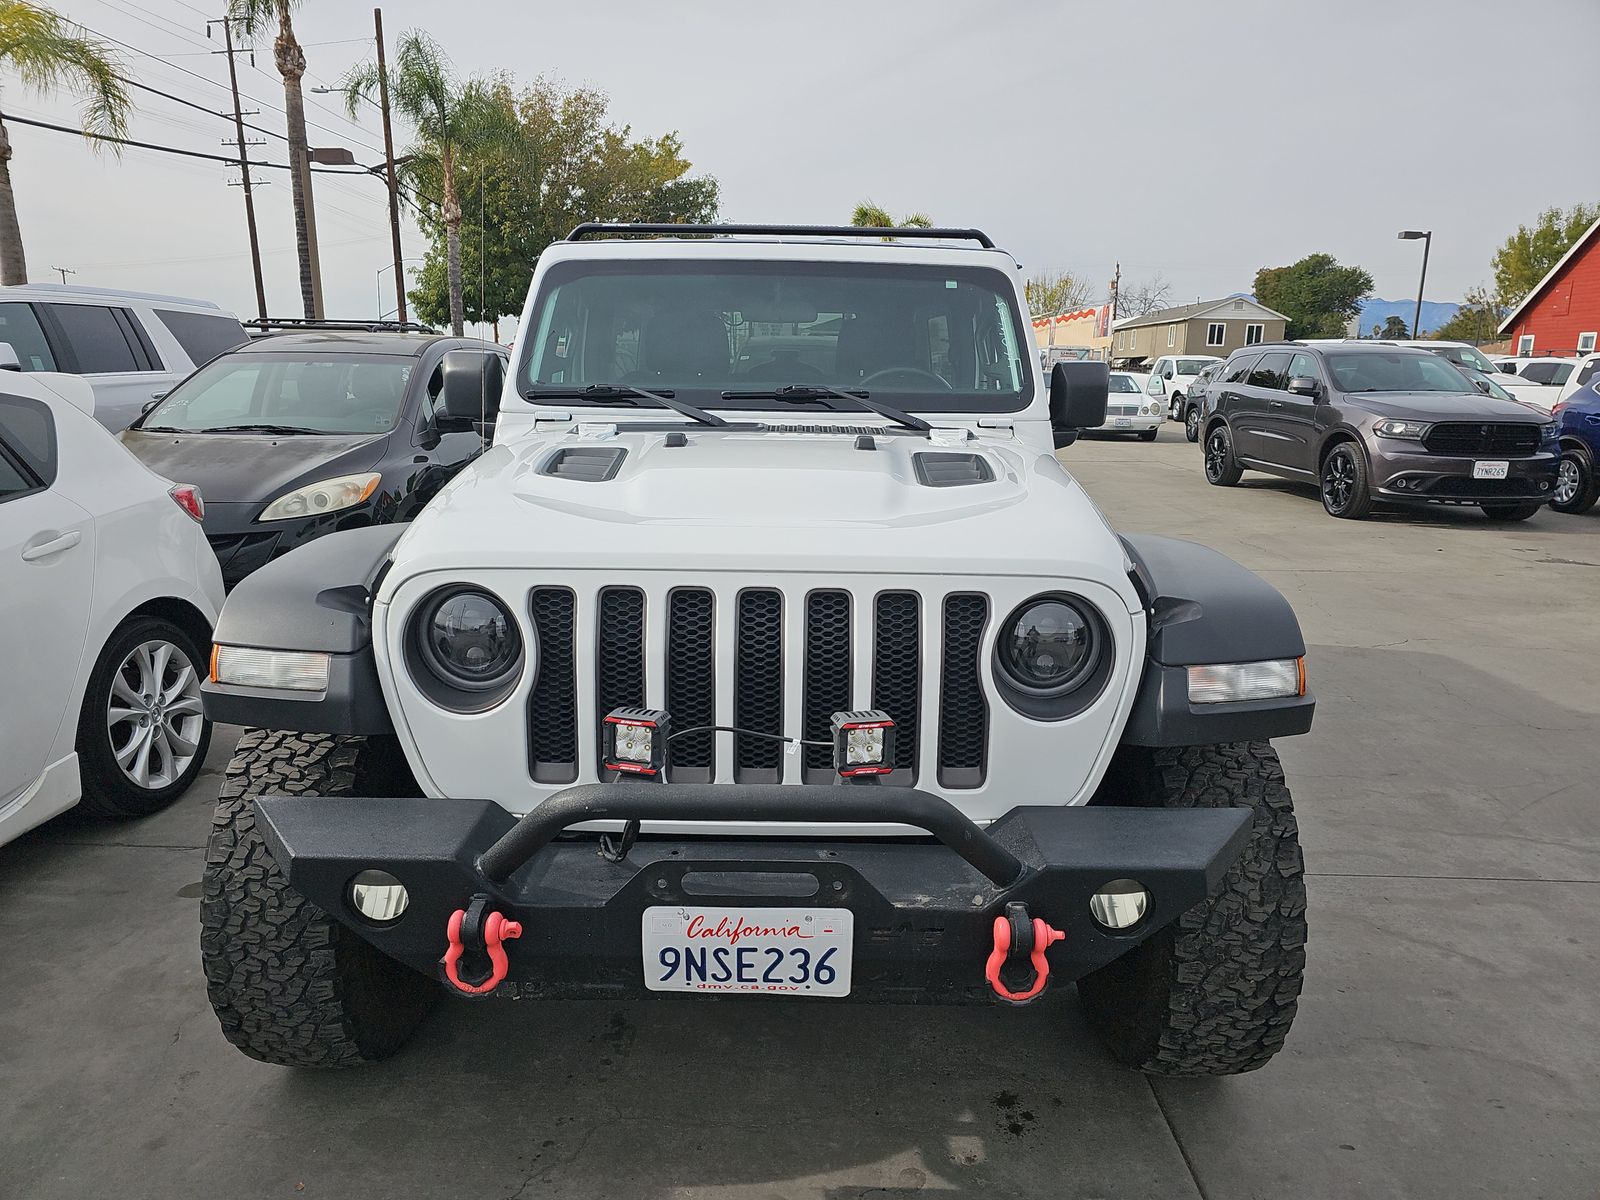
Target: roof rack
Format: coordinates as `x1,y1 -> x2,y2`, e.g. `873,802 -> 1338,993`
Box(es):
565,222 -> 997,249
242,317 -> 440,334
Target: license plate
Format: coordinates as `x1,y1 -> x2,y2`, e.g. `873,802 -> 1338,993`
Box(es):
642,906 -> 853,997
1473,460 -> 1509,479
1114,417 -> 1133,428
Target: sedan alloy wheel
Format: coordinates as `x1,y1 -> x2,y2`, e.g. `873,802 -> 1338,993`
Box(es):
107,638 -> 205,791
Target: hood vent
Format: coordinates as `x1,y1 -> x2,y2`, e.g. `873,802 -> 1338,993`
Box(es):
913,451 -> 995,488
539,446 -> 627,482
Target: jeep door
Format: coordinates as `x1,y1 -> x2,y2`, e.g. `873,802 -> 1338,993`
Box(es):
1253,351 -> 1324,474
1229,351 -> 1292,464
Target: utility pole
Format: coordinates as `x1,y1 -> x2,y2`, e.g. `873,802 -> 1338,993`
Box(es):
209,15 -> 269,321
50,266 -> 75,285
1109,262 -> 1121,360
374,8 -> 407,324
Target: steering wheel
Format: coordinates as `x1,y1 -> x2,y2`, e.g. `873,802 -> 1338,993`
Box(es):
860,366 -> 953,390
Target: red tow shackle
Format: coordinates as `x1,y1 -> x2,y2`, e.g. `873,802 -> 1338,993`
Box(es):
985,902 -> 1065,1005
442,894 -> 522,996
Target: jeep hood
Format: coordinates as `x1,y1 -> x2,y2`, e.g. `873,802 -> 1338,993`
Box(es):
390,427 -> 1136,592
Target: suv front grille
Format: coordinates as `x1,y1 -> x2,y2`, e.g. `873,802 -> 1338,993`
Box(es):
1421,423 -> 1541,456
526,584 -> 991,789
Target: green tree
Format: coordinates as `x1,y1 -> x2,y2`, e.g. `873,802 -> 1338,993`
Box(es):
1254,253 -> 1373,339
345,34 -> 519,336
230,0 -> 324,318
1376,315 -> 1409,339
1430,286 -> 1508,345
0,2 -> 129,284
1492,203 -> 1600,306
849,202 -> 932,236
1025,270 -> 1093,318
398,77 -> 719,331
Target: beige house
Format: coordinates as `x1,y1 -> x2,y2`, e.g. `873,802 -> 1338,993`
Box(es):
1111,297 -> 1289,366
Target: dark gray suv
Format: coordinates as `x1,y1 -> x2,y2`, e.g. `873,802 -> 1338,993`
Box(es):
1197,342 -> 1560,520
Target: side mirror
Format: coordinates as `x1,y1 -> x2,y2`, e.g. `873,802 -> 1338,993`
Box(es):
437,350 -> 504,429
0,342 -> 20,372
1286,375 -> 1319,397
1473,377 -> 1492,394
1049,361 -> 1108,449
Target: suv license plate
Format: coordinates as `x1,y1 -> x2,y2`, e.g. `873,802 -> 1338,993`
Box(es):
1474,460 -> 1509,480
642,906 -> 853,997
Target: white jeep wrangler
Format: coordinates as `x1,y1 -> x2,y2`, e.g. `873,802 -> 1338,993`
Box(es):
199,224 -> 1312,1075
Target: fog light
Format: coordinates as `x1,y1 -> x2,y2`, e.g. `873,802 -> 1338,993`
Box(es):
1089,879 -> 1148,931
211,645 -> 331,691
1187,658 -> 1304,704
603,707 -> 670,775
830,710 -> 895,778
350,869 -> 408,923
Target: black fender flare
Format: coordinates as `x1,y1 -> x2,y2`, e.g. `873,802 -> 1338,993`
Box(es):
1120,534 -> 1314,746
200,526 -> 405,734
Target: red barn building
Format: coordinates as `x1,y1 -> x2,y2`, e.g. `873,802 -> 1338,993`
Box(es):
1498,215 -> 1600,358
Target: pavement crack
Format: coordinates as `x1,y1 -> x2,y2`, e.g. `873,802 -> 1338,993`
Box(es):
1147,1079 -> 1211,1200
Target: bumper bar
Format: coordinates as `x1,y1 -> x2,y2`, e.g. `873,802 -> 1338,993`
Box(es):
254,785 -> 1254,1003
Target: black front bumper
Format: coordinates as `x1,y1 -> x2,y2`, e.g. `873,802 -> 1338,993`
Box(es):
256,784 -> 1252,1003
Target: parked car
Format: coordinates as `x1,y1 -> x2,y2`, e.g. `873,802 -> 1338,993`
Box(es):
0,370 -> 223,847
1091,371 -> 1163,439
1551,366 -> 1600,514
1492,356 -> 1578,388
1145,354 -> 1223,419
121,330 -> 506,589
0,284 -> 248,433
196,222 -> 1315,1076
1199,342 -> 1559,519
1180,362 -> 1224,441
1554,352 -> 1600,407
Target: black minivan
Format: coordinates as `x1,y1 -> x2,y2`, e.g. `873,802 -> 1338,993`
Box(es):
122,331 -> 506,587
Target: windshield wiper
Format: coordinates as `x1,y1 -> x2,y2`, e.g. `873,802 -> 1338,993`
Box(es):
720,384 -> 931,434
525,383 -> 728,427
195,423 -> 325,435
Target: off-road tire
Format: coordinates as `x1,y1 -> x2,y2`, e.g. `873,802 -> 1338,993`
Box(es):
1203,423 -> 1243,486
200,729 -> 436,1068
1079,742 -> 1307,1076
1137,427 -> 1159,442
1479,501 -> 1544,522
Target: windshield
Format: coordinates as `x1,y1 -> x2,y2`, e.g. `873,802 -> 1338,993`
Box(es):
1325,351 -> 1482,394
1176,359 -> 1215,375
1108,375 -> 1141,393
143,353 -> 413,435
519,261 -> 1032,413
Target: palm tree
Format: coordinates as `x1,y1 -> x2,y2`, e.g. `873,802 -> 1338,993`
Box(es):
228,0 -> 321,318
849,202 -> 932,240
0,2 -> 129,284
344,33 -> 516,335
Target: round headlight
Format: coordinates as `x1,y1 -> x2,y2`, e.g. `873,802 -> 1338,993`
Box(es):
996,597 -> 1098,697
417,588 -> 522,693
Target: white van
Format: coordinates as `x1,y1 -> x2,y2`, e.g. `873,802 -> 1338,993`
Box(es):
0,284 -> 248,432
1144,354 -> 1223,419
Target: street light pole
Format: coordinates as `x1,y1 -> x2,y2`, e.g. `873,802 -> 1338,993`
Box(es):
1398,230 -> 1432,339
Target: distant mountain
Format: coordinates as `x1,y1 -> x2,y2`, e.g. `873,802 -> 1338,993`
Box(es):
1356,297 -> 1460,337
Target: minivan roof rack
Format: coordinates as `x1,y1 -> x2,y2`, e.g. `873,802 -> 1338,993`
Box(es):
565,222 -> 998,249
243,317 -> 439,334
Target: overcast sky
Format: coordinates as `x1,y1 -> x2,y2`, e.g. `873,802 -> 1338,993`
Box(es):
10,0 -> 1599,335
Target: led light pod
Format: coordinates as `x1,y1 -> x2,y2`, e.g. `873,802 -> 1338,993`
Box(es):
603,707 -> 671,776
830,709 -> 895,778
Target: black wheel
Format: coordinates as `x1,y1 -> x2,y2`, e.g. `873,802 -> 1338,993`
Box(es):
1184,405 -> 1201,443
1480,501 -> 1544,522
1319,442 -> 1372,519
76,614 -> 213,817
1078,742 -> 1307,1076
1551,445 -> 1597,514
1203,423 -> 1242,485
201,729 -> 436,1068
1137,427 -> 1158,442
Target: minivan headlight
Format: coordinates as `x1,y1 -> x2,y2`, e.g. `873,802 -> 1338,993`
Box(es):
258,472 -> 381,522
1373,419 -> 1430,439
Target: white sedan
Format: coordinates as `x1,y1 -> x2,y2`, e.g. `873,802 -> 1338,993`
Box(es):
0,370 -> 223,847
1092,371 -> 1164,440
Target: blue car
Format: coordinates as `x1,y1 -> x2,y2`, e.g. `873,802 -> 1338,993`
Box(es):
1553,358 -> 1600,514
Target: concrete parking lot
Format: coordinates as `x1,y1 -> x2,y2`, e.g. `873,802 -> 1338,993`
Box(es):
3,423 -> 1597,1200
